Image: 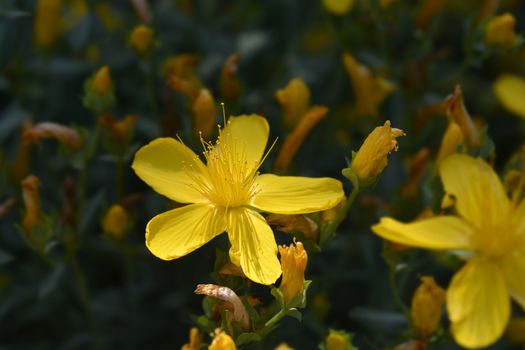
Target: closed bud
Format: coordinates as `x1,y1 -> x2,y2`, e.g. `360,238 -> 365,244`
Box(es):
91,66 -> 113,96
275,78 -> 311,128
342,53 -> 394,118
129,25 -> 154,54
322,0 -> 354,15
193,89 -> 217,138
279,242 -> 308,306
34,0 -> 63,49
443,85 -> 480,148
411,276 -> 445,339
102,204 -> 129,240
219,53 -> 242,104
325,330 -> 356,350
21,175 -> 41,233
84,66 -> 116,112
485,13 -> 517,47
274,105 -> 328,171
436,122 -> 464,168
208,330 -> 236,350
350,120 -> 405,184
23,122 -> 83,150
181,327 -> 202,350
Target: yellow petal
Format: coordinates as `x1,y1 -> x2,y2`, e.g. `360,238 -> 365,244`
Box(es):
371,216 -> 472,250
440,154 -> 510,227
132,138 -> 210,204
447,259 -> 510,348
146,203 -> 226,260
227,208 -> 281,285
494,74 -> 525,119
502,253 -> 525,309
515,199 -> 525,236
218,114 -> 269,178
250,174 -> 344,215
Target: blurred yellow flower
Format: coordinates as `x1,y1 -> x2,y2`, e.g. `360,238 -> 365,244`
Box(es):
325,329 -> 355,350
350,120 -> 405,183
322,0 -> 354,15
436,121 -> 463,168
494,74 -> 525,118
275,78 -> 311,128
274,343 -> 294,350
192,89 -> 217,138
372,154 -> 525,348
130,24 -> 154,54
102,204 -> 129,240
181,327 -> 202,350
34,0 -> 63,49
485,13 -> 517,47
209,330 -> 236,350
21,175 -> 41,233
132,115 -> 344,285
342,53 -> 394,118
411,276 -> 445,339
279,241 -> 308,305
91,66 -> 113,96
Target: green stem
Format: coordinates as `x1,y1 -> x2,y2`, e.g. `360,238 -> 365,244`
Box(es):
320,184 -> 359,246
264,309 -> 286,328
388,263 -> 409,316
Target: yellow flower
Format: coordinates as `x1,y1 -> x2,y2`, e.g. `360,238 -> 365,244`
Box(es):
274,343 -> 294,350
436,121 -> 463,168
342,53 -> 394,118
102,204 -> 129,240
34,0 -> 62,49
91,66 -> 113,96
181,327 -> 202,350
132,115 -> 344,285
325,330 -> 354,350
410,276 -> 445,339
275,78 -> 311,128
494,74 -> 525,119
208,330 -> 236,350
129,24 -> 154,54
279,241 -> 308,305
485,13 -> 517,47
372,154 -> 525,348
350,121 -> 405,183
21,175 -> 41,233
322,0 -> 354,15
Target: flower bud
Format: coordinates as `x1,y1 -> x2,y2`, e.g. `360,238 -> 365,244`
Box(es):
23,122 -> 83,150
102,204 -> 129,240
34,0 -> 63,50
84,66 -> 116,113
91,66 -> 113,96
275,343 -> 294,350
279,242 -> 308,306
208,330 -> 236,350
129,24 -> 154,54
322,0 -> 354,15
411,276 -> 445,339
21,175 -> 41,233
436,121 -> 464,168
485,13 -> 517,47
274,105 -> 328,171
275,78 -> 311,128
325,329 -> 356,350
443,85 -> 480,147
349,120 -> 405,184
181,327 -> 202,350
342,53 -> 394,118
193,89 -> 217,138
219,53 -> 242,104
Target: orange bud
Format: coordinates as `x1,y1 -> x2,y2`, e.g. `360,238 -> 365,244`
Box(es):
181,327 -> 202,350
219,53 -> 242,104
34,0 -> 63,49
21,175 -> 41,233
279,242 -> 308,306
443,85 -> 479,147
129,24 -> 154,54
275,78 -> 311,127
192,89 -> 217,138
209,330 -> 236,350
9,121 -> 32,183
274,106 -> 328,171
325,329 -> 354,350
411,276 -> 445,339
23,122 -> 83,150
91,66 -> 113,96
102,204 -> 128,240
417,0 -> 444,30
99,114 -> 137,143
168,75 -> 200,103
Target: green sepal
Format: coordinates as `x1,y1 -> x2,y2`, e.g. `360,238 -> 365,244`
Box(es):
82,78 -> 116,113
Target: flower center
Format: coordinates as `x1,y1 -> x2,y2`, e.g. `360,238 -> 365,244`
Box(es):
471,223 -> 521,258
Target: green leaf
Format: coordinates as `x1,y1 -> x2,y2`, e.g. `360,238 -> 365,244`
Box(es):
285,308 -> 302,322
235,332 -> 261,346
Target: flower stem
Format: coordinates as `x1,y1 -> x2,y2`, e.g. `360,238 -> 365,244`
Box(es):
388,263 -> 409,316
320,184 -> 359,246
264,309 -> 286,328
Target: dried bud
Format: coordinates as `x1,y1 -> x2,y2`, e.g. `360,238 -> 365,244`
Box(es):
21,175 -> 41,233
322,0 -> 354,15
181,327 -> 202,350
209,330 -> 236,350
411,276 -> 445,339
275,78 -> 311,128
443,85 -> 480,147
267,214 -> 319,241
436,122 -> 464,168
129,25 -> 154,54
485,13 -> 517,47
99,114 -> 137,144
169,75 -> 200,103
342,53 -> 394,118
23,122 -> 83,150
219,53 -> 242,104
193,89 -> 217,138
392,340 -> 427,350
130,0 -> 152,23
279,242 -> 308,306
9,121 -> 32,183
218,262 -> 246,278
34,0 -> 63,49
325,330 -> 356,350
102,204 -> 129,240
164,54 -> 199,80
194,284 -> 249,330
350,121 -> 405,184
91,66 -> 113,96
274,106 -> 328,171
